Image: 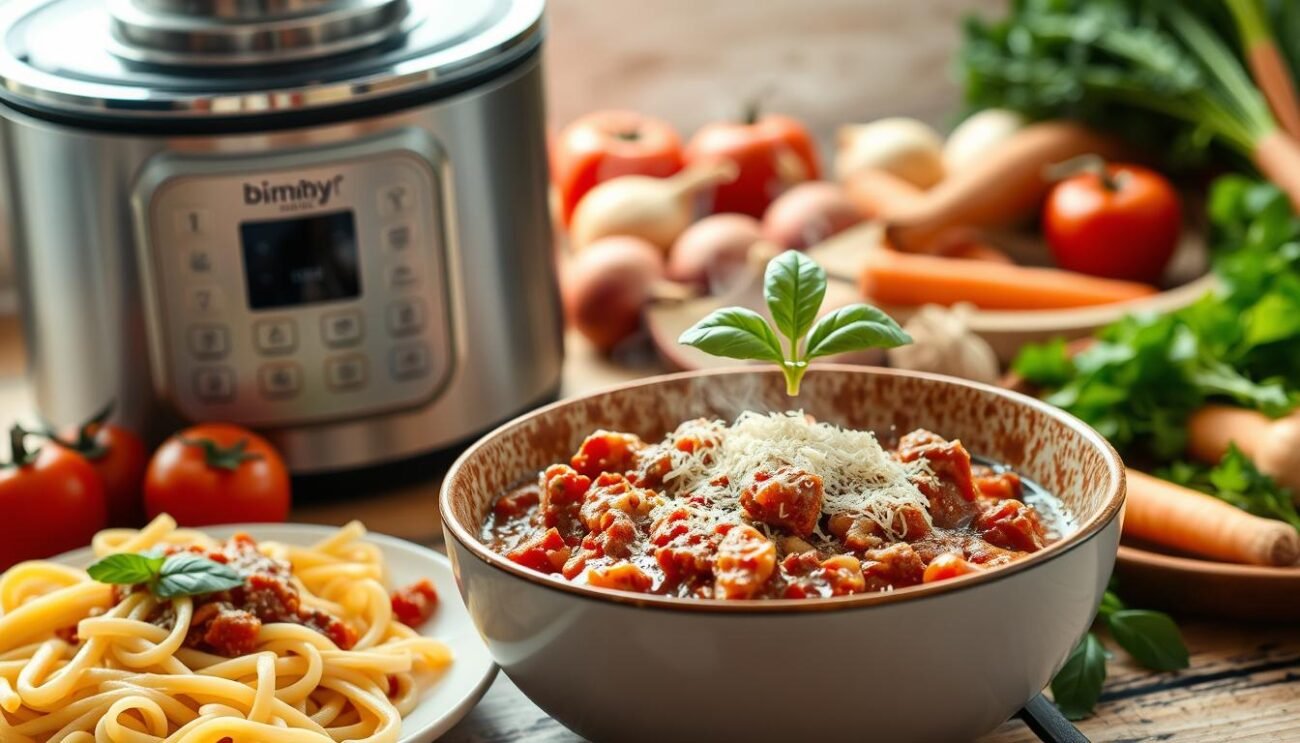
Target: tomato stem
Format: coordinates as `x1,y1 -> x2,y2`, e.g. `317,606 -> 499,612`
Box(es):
1045,154 -> 1122,192
44,400 -> 115,460
180,437 -> 262,472
6,425 -> 39,468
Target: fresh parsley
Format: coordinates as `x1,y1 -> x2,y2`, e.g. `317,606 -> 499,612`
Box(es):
679,251 -> 911,396
87,551 -> 244,600
1051,590 -> 1189,720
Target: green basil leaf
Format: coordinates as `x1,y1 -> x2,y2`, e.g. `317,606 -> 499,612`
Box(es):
1106,609 -> 1190,671
804,304 -> 912,360
154,554 -> 244,599
679,308 -> 785,363
86,553 -> 166,585
764,250 -> 826,344
1050,633 -> 1108,721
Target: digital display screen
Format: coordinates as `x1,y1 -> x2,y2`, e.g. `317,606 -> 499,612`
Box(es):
241,211 -> 361,310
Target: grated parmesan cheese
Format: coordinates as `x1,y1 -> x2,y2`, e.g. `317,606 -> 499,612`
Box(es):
650,411 -> 933,543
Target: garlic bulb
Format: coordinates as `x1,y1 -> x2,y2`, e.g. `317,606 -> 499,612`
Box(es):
887,303 -> 999,383
834,118 -> 946,189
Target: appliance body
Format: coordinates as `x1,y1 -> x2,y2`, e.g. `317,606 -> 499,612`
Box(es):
0,0 -> 563,473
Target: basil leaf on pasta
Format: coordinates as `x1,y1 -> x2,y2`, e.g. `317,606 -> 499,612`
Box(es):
154,554 -> 244,599
87,553 -> 166,585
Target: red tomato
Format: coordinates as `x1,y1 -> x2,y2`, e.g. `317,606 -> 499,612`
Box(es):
0,427 -> 106,570
552,110 -> 685,227
60,416 -> 147,528
922,553 -> 981,584
145,423 -> 290,526
684,112 -> 820,218
391,578 -> 439,627
1043,162 -> 1182,283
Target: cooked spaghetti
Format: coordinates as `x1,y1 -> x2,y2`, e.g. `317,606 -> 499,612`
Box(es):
0,516 -> 451,743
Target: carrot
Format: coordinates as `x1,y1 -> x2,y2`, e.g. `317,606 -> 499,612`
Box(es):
1252,130 -> 1300,214
1125,469 -> 1299,567
844,168 -> 925,221
884,121 -> 1126,252
1227,0 -> 1300,139
1187,405 -> 1300,502
858,247 -> 1156,310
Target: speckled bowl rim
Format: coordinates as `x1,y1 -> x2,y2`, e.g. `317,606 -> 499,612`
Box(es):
440,365 -> 1126,614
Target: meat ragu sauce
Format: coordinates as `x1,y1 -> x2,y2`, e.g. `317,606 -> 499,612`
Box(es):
112,535 -> 441,656
482,413 -> 1069,600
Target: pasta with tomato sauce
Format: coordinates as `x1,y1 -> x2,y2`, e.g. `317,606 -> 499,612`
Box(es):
483,412 -> 1071,599
0,516 -> 449,742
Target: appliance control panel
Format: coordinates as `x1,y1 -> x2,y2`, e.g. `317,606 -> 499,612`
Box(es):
133,132 -> 454,427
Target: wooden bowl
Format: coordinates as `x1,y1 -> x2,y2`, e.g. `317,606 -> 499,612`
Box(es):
1115,544 -> 1300,621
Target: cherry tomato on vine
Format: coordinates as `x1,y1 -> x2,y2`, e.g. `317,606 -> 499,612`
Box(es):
684,108 -> 820,218
56,403 -> 148,527
145,423 -> 290,526
0,425 -> 106,569
1043,160 -> 1182,283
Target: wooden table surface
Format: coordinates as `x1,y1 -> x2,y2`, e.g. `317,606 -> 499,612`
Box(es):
0,319 -> 1296,742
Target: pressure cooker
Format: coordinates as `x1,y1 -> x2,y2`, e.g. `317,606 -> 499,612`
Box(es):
0,0 -> 563,473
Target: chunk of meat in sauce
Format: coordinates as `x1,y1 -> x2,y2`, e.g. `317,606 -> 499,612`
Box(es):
494,484 -> 541,520
586,562 -> 653,593
782,551 -> 867,598
505,527 -> 571,574
570,431 -> 645,479
579,473 -> 655,532
860,543 -> 925,592
974,498 -> 1046,552
972,466 -> 1023,502
538,465 -> 591,529
714,524 -> 776,599
146,534 -> 358,656
740,467 -> 824,537
391,579 -> 439,627
896,430 -> 978,529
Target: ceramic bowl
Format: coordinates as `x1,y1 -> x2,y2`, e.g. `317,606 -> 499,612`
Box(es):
440,366 -> 1125,743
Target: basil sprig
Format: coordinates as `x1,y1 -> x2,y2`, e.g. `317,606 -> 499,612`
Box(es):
679,251 -> 911,396
88,551 -> 244,600
1051,590 -> 1189,719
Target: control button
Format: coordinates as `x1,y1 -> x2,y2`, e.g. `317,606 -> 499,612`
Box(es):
389,264 -> 419,288
187,324 -> 229,360
174,208 -> 212,236
321,310 -> 364,348
193,366 -> 235,403
387,299 -> 426,337
390,343 -> 430,380
378,184 -> 413,216
325,354 -> 368,391
254,319 -> 297,355
383,223 -> 414,253
258,362 -> 302,399
187,250 -> 214,275
186,286 -> 225,316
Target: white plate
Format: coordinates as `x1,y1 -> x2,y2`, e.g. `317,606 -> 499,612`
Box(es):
52,523 -> 497,743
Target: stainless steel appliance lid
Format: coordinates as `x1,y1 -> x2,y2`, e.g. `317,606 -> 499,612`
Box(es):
0,0 -> 543,120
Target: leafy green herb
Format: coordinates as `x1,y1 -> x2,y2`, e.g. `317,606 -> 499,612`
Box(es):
1051,633 -> 1108,720
1051,590 -> 1189,719
679,251 -> 911,396
87,551 -> 243,599
1159,445 -> 1300,530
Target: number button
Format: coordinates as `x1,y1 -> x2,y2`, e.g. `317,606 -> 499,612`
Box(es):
186,286 -> 225,316
187,324 -> 229,360
384,224 -> 414,253
258,362 -> 302,399
193,367 -> 235,403
325,354 -> 368,391
321,310 -> 364,348
378,184 -> 413,217
187,250 -> 214,275
174,208 -> 211,236
387,299 -> 426,337
254,319 -> 297,355
389,264 -> 419,288
390,343 -> 430,380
